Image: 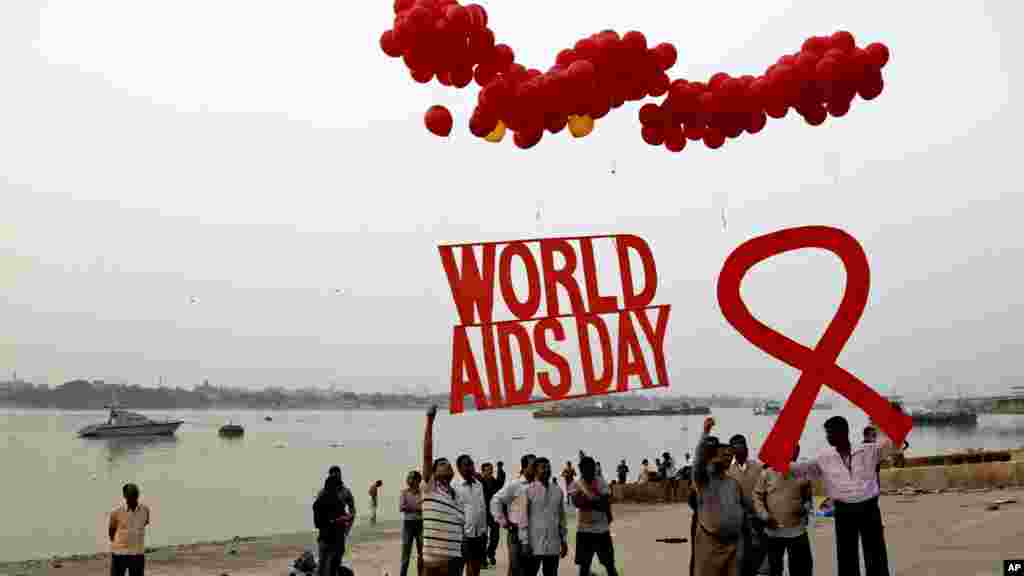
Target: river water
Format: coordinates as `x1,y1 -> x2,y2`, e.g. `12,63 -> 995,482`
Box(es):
2,406 -> 1024,562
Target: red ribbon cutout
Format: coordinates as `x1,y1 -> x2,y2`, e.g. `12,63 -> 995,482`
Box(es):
717,226 -> 912,473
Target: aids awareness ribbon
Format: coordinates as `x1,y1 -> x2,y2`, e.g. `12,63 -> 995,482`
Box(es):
717,226 -> 912,473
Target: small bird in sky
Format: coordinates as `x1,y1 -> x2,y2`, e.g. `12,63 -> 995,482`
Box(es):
610,160 -> 616,175
721,207 -> 728,231
334,288 -> 346,296
189,296 -> 200,305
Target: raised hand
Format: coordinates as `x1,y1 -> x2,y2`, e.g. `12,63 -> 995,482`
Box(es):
427,405 -> 438,419
703,417 -> 715,434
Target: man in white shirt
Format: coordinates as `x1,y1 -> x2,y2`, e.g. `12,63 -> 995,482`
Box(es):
455,454 -> 488,576
491,454 -> 537,576
519,457 -> 568,575
784,416 -> 898,576
108,483 -> 150,576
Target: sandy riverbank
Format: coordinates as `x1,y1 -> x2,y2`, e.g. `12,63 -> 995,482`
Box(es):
4,489 -> 1024,576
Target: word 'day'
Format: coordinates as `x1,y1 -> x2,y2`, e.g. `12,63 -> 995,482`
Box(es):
438,235 -> 672,414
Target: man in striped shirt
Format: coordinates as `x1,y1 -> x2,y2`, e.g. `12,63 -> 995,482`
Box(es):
422,405 -> 465,576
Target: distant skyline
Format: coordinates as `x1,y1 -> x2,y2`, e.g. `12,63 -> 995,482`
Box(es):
2,1 -> 1022,399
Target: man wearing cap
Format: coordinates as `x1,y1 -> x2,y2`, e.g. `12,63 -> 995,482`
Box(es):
783,416 -> 902,576
727,435 -> 767,576
692,417 -> 746,576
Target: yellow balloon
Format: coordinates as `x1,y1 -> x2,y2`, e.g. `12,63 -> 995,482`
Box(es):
484,120 -> 506,143
568,115 -> 594,138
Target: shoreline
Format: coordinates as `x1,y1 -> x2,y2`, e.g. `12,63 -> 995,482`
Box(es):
3,490 -> 1024,576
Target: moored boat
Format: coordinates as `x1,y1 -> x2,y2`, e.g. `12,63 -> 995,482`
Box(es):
77,406 -> 183,438
218,423 -> 244,437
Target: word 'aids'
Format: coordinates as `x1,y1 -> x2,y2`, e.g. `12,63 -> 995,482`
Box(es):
717,226 -> 912,473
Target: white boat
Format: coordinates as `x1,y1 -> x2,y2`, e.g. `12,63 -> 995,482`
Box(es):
753,400 -> 782,415
77,405 -> 184,438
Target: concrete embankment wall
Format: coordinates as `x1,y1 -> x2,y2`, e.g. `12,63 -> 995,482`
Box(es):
611,449 -> 1024,503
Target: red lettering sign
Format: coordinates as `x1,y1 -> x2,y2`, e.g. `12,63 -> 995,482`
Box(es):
439,235 -> 670,414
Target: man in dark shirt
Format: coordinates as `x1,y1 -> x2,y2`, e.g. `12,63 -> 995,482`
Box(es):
480,462 -> 502,568
496,461 -> 507,488
314,466 -> 356,576
616,460 -> 629,485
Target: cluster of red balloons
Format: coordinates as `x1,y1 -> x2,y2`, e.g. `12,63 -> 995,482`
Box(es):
379,0 -> 890,151
642,32 -> 890,152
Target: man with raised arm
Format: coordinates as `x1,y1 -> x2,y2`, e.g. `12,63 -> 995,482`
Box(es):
726,434 -> 766,576
491,453 -> 537,576
568,456 -> 618,576
421,405 -> 466,576
692,417 -> 746,576
781,416 -> 901,576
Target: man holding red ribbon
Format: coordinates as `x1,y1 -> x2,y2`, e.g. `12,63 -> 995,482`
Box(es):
784,416 -> 901,576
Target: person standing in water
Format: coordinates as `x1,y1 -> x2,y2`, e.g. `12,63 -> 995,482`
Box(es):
421,405 -> 466,576
399,470 -> 425,576
369,480 -> 383,525
109,483 -> 150,576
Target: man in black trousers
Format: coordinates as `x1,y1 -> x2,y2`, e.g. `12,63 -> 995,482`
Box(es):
784,416 -> 900,576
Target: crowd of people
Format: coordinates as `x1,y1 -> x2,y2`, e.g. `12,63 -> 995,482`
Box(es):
105,408 -> 907,576
689,415 -> 907,576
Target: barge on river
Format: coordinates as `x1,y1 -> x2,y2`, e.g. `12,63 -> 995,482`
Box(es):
532,402 -> 710,419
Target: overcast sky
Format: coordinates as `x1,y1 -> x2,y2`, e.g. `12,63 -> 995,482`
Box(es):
1,1 -> 1020,400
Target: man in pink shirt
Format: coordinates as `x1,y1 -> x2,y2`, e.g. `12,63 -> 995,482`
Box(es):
783,416 -> 900,576
108,483 -> 150,576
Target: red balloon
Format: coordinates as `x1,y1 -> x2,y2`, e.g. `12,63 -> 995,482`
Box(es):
556,49 -> 578,67
568,60 -> 596,83
830,31 -> 856,53
641,125 -> 665,146
411,68 -> 434,83
828,99 -> 851,118
394,0 -> 415,13
649,72 -> 671,97
709,72 -> 730,91
684,125 -> 705,141
801,104 -> 827,126
492,44 -> 515,71
380,30 -> 402,57
858,73 -> 884,100
474,64 -> 497,86
664,125 -> 686,152
469,28 -> 496,59
437,70 -> 452,86
746,111 -> 767,134
465,4 -> 488,28
703,127 -> 725,149
653,43 -> 678,70
765,103 -> 788,119
424,105 -> 453,137
865,43 -> 890,69
638,103 -> 663,126
451,66 -> 474,88
469,111 -> 498,137
622,31 -> 647,54
513,128 -> 543,149
545,113 -> 568,134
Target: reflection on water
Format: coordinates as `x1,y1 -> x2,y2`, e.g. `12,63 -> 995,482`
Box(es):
93,435 -> 179,468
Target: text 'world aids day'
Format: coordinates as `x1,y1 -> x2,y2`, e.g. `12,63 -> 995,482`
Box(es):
439,235 -> 671,414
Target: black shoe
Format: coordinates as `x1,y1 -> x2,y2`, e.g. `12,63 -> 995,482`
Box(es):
489,557 -> 497,566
